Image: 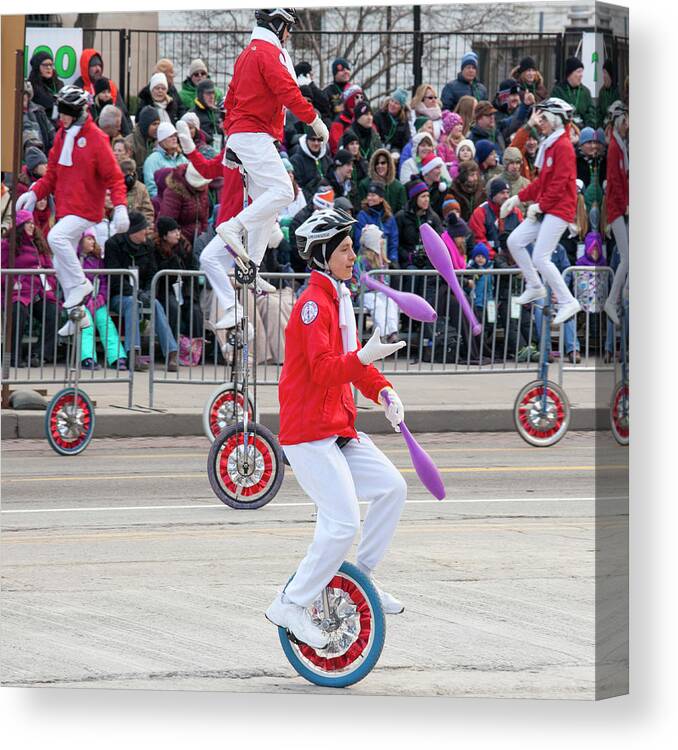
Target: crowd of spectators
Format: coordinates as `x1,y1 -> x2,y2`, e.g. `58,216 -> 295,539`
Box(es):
2,43 -> 628,370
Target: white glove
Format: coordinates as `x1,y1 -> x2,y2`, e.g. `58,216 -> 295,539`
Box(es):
175,120 -> 195,155
112,204 -> 130,234
526,202 -> 542,222
310,115 -> 329,143
16,191 -> 37,212
379,387 -> 404,432
499,194 -> 520,219
357,327 -> 406,366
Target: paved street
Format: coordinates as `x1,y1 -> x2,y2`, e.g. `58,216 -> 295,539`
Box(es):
1,432 -> 628,698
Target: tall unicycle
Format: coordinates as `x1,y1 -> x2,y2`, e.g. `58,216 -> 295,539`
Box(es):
202,351 -> 257,442
276,561 -> 386,688
610,298 -> 629,445
45,305 -> 95,455
207,149 -> 284,507
514,286 -> 571,447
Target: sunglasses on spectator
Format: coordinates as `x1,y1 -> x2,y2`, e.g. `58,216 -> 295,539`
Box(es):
193,70 -> 208,78
424,95 -> 437,101
307,136 -> 322,141
376,160 -> 389,165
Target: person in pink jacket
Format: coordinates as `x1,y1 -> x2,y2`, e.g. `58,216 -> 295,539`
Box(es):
501,97 -> 581,326
176,9 -> 328,330
17,85 -> 129,325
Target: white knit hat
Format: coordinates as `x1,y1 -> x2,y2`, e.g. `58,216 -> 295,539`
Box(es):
360,223 -> 384,253
156,122 -> 177,143
456,138 -> 476,158
180,112 -> 200,129
149,72 -> 168,91
189,59 -> 208,77
412,132 -> 435,150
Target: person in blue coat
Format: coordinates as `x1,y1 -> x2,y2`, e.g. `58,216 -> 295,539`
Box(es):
354,181 -> 399,265
441,52 -> 488,111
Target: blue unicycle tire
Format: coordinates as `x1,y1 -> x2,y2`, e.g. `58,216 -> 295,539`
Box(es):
277,561 -> 386,688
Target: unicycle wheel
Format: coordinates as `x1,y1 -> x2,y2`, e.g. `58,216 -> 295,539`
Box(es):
514,379 -> 570,447
202,383 -> 256,442
207,421 -> 284,509
277,561 -> 386,688
610,381 -> 629,445
45,387 -> 95,456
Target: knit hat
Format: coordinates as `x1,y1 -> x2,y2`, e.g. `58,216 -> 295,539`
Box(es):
420,153 -> 444,177
189,59 -> 208,76
180,111 -> 200,130
497,79 -> 523,102
94,77 -> 111,96
441,110 -> 463,134
155,58 -> 174,76
412,132 -> 435,151
406,178 -> 429,201
475,139 -> 497,165
390,88 -> 409,108
595,128 -> 607,145
30,51 -> 53,71
502,146 -> 522,164
360,223 -> 384,254
334,197 -> 353,214
127,211 -> 148,234
471,243 -> 490,263
15,209 -> 34,228
474,100 -> 497,119
366,180 -> 385,198
446,212 -> 469,238
340,129 -> 359,147
461,52 -> 478,70
295,61 -> 312,77
488,177 -> 510,200
441,196 -> 461,220
25,146 -> 48,173
88,53 -> 104,70
456,138 -> 476,158
138,105 -> 161,137
341,84 -> 362,103
516,56 -> 537,75
197,79 -> 215,97
332,57 -> 351,76
157,216 -> 180,237
579,127 -> 596,146
333,148 -> 353,167
565,56 -> 584,78
186,162 -> 210,189
149,72 -> 168,91
23,81 -> 34,100
156,122 -> 177,143
354,100 -> 371,120
413,115 -> 431,131
312,183 -> 335,209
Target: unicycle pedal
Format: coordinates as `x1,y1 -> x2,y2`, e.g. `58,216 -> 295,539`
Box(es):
234,259 -> 257,286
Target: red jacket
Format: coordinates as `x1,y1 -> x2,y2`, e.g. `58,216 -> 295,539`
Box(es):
278,271 -> 391,445
605,134 -> 628,225
31,115 -> 126,222
223,30 -> 316,142
469,200 -> 524,259
518,129 -> 577,222
186,149 -> 247,225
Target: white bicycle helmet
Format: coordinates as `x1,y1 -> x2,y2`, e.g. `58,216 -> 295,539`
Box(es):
607,99 -> 628,128
535,96 -> 575,125
56,85 -> 89,118
255,8 -> 298,39
295,207 -> 356,267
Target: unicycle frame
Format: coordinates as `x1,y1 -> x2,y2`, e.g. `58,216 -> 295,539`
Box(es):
536,285 -> 553,413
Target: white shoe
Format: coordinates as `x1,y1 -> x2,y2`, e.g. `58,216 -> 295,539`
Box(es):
58,307 -> 91,337
372,579 -> 405,614
216,220 -> 249,270
214,303 -> 243,330
265,592 -> 329,649
604,298 -> 620,326
553,299 -> 582,326
255,275 -> 276,295
514,285 -> 547,305
63,279 -> 93,309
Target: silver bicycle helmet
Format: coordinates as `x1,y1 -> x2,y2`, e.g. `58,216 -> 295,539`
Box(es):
56,85 -> 89,118
295,207 -> 356,264
255,8 -> 298,39
535,96 -> 575,125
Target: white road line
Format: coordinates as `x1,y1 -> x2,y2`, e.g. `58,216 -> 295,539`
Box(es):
0,496 -> 625,515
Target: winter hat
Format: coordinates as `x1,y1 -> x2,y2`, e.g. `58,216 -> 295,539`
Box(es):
186,162 -> 211,189
88,53 -> 104,70
333,148 -> 353,167
413,114 -> 431,131
94,77 -> 111,96
360,223 -> 384,253
127,211 -> 148,234
342,84 -> 362,103
475,139 -> 497,165
157,216 -> 180,237
15,209 -> 34,228
488,177 -> 510,200
366,180 -> 386,198
420,152 -> 444,177
189,59 -> 208,77
30,51 -> 53,71
441,196 -> 461,220
579,127 -> 596,146
295,61 -> 312,77
332,57 -> 351,76
138,106 -> 161,137
456,138 -> 476,158
180,111 -> 200,130
441,110 -> 463,134
156,122 -> 177,143
406,178 -> 429,201
390,88 -> 409,108
502,146 -> 522,164
354,100 -> 371,120
312,183 -> 335,209
197,79 -> 215,97
155,59 -> 174,76
25,146 -> 48,173
565,56 -> 584,78
471,243 -> 490,263
595,128 -> 607,145
446,212 -> 469,238
474,101 -> 497,119
516,56 -> 537,75
149,72 -> 168,91
412,132 -> 435,150
460,52 -> 478,70
340,129 -> 359,147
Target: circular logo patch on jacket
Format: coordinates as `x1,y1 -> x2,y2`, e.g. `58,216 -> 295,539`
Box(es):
546,156 -> 553,168
77,137 -> 87,148
301,300 -> 318,325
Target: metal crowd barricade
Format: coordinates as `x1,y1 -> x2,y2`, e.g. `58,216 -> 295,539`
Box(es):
147,269 -> 310,408
1,268 -> 139,408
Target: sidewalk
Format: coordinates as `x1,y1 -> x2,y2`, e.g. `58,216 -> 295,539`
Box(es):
2,362 -> 617,438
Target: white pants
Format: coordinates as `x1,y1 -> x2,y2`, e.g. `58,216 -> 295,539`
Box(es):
227,132 -> 294,266
199,233 -> 237,312
606,215 -> 629,306
507,214 -> 576,305
363,292 -> 400,336
283,433 -> 408,608
47,215 -> 94,299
